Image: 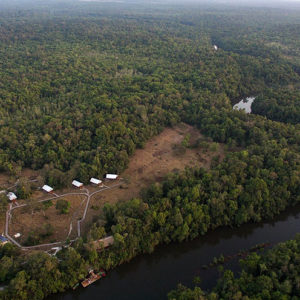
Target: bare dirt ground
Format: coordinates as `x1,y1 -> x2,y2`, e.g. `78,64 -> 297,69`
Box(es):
0,168 -> 39,189
9,194 -> 87,245
3,123 -> 225,245
0,217 -> 5,235
83,123 -> 224,231
0,169 -> 40,235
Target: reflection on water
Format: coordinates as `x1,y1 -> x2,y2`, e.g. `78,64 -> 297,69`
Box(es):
233,96 -> 256,113
50,205 -> 300,300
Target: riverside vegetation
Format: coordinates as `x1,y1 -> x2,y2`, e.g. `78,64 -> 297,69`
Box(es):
0,1 -> 300,299
168,235 -> 300,299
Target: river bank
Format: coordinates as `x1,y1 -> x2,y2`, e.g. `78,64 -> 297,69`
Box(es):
49,204 -> 300,300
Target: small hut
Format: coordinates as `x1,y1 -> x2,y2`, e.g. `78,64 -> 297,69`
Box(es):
90,178 -> 102,185
72,180 -> 83,189
42,185 -> 54,193
105,174 -> 118,180
7,192 -> 17,201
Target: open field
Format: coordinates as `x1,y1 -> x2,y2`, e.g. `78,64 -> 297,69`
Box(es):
9,194 -> 87,245
0,168 -> 39,189
2,124 -> 225,246
83,123 -> 225,231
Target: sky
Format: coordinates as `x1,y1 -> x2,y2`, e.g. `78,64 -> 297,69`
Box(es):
1,0 -> 300,9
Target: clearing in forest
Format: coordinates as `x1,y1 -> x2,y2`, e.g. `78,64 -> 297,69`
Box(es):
9,194 -> 87,246
84,123 -> 224,230
3,123 -> 224,246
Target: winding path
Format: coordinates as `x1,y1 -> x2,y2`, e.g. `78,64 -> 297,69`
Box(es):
4,181 -> 123,251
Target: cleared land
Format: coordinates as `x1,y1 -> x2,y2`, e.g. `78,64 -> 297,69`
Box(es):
3,124 -> 225,246
9,194 -> 87,245
0,169 -> 39,189
83,123 -> 224,231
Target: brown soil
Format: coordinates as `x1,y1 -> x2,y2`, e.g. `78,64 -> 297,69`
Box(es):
4,123 -> 225,245
83,123 -> 224,232
0,168 -> 39,189
0,169 -> 40,232
10,194 -> 87,245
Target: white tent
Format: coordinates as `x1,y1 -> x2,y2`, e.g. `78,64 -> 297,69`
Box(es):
72,180 -> 83,188
42,185 -> 53,193
7,192 -> 17,201
90,178 -> 102,185
106,174 -> 118,180
213,45 -> 218,51
14,233 -> 21,238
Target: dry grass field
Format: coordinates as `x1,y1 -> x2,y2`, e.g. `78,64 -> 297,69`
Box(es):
9,194 -> 87,245
83,123 -> 224,231
3,124 -> 225,245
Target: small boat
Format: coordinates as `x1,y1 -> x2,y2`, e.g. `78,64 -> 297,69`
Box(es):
81,269 -> 106,288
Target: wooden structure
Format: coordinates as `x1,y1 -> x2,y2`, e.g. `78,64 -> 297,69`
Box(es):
81,269 -> 106,288
93,235 -> 114,250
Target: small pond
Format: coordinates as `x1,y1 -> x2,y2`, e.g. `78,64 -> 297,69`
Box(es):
233,96 -> 256,113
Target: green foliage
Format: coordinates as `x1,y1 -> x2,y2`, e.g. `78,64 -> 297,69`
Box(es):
42,200 -> 53,210
181,134 -> 191,148
0,2 -> 299,186
16,179 -> 32,200
24,224 -> 54,246
168,235 -> 300,299
87,224 -> 106,241
252,88 -> 300,124
0,194 -> 8,220
0,3 -> 300,300
55,199 -> 70,214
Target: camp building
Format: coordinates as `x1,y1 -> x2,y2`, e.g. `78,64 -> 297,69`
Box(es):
72,180 -> 83,188
42,185 -> 54,193
90,178 -> 102,185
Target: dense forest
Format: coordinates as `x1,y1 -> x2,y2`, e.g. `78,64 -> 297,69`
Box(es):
0,1 -> 300,186
252,89 -> 300,124
0,1 -> 300,299
168,234 -> 300,299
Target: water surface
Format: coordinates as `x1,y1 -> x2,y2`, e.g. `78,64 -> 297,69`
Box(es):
50,205 -> 300,300
233,96 -> 256,113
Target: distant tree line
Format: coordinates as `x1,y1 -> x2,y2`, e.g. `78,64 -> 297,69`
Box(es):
0,3 -> 300,300
0,3 -> 299,186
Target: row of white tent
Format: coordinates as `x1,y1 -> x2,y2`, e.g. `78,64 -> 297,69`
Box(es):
42,174 -> 119,193
4,174 -> 119,199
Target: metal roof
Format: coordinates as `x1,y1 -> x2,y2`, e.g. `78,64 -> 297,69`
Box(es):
72,180 -> 83,187
106,174 -> 118,180
0,235 -> 8,242
42,185 -> 53,192
7,192 -> 17,201
90,178 -> 102,185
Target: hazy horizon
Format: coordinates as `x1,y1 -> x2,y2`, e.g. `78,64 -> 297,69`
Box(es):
1,0 -> 300,5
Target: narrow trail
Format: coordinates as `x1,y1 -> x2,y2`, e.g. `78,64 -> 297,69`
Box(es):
4,181 -> 123,251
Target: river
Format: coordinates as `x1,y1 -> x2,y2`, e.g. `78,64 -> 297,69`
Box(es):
50,204 -> 300,300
